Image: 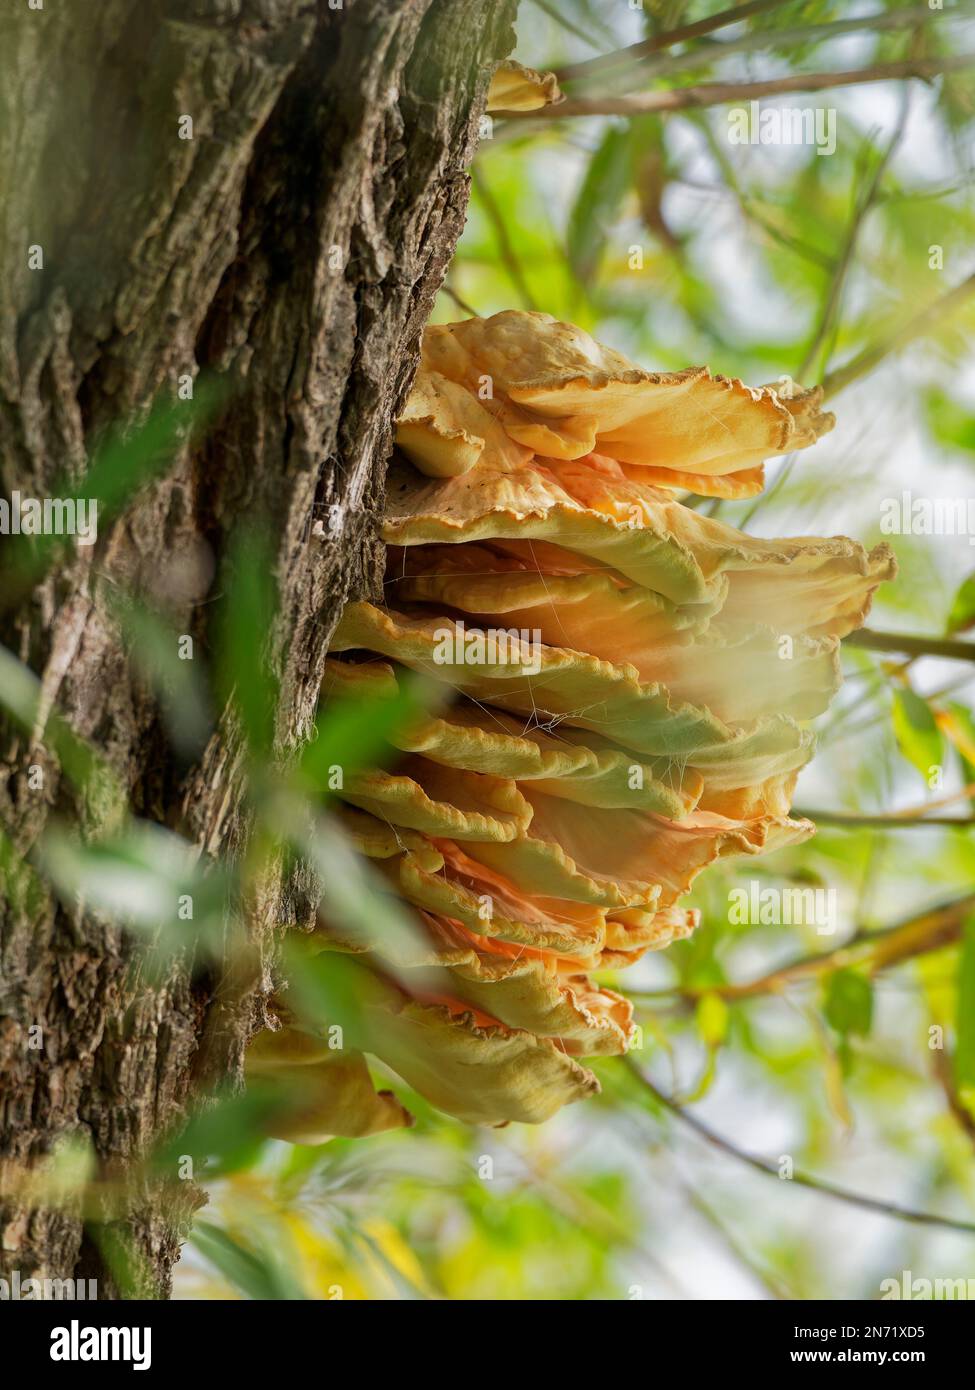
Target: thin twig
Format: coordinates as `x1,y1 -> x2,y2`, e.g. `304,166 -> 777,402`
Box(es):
515,54 -> 975,119
624,1056 -> 975,1236
799,94 -> 911,382
605,8 -> 944,96
797,808 -> 975,828
686,114 -> 836,270
530,0 -> 606,52
684,1185 -> 794,1299
441,283 -> 481,318
822,270 -> 975,398
835,780 -> 975,820
845,628 -> 975,664
734,198 -> 834,269
555,0 -> 793,82
632,893 -> 973,1002
931,1047 -> 975,1151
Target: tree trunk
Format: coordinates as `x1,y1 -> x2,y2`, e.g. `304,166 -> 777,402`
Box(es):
0,0 -> 516,1299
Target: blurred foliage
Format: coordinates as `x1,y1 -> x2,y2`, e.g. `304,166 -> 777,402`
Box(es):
4,0 -> 975,1300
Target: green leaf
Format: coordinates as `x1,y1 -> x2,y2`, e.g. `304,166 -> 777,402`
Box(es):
85,1224 -> 153,1300
944,701 -> 975,811
280,804 -> 427,972
567,125 -> 632,282
111,596 -> 212,758
955,914 -> 975,1118
695,992 -> 730,1048
38,821 -> 231,959
823,969 -> 874,1038
300,668 -> 438,795
923,386 -> 975,454
152,1089 -> 276,1180
0,644 -> 110,796
946,572 -> 975,635
0,380 -> 226,605
214,529 -> 279,758
283,936 -> 397,1046
0,825 -> 46,918
891,687 -> 943,780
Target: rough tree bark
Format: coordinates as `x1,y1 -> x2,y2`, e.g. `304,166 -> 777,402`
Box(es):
0,0 -> 516,1298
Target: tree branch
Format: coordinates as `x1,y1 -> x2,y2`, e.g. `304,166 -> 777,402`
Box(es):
515,54 -> 975,119
624,1056 -> 975,1236
796,808 -> 975,828
803,780 -> 975,825
845,628 -> 975,663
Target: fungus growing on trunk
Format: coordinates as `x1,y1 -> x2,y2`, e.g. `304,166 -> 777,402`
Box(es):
249,312 -> 896,1136
485,60 -> 563,114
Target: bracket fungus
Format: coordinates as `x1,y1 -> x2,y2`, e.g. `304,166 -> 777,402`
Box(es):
485,60 -> 563,114
250,311 -> 896,1137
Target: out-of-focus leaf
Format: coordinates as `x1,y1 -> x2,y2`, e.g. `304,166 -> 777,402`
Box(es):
955,914 -> 975,1119
111,597 -> 213,758
37,821 -> 231,958
278,800 -> 427,971
85,379 -> 226,513
282,945 -> 383,1044
946,572 -> 975,635
214,529 -> 279,759
300,671 -> 438,796
152,1090 -> 279,1181
695,992 -> 730,1048
0,825 -> 46,918
46,1134 -> 97,1199
891,686 -> 944,780
631,115 -> 681,255
87,1224 -> 153,1301
0,644 -> 109,795
191,1221 -> 308,1300
941,702 -> 975,810
0,381 -> 226,602
338,1219 -> 430,1301
567,124 -> 632,282
923,386 -> 975,454
681,993 -> 729,1100
823,969 -> 873,1038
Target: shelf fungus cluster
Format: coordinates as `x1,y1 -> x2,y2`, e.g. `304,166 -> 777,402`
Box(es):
251,311 -> 896,1139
